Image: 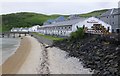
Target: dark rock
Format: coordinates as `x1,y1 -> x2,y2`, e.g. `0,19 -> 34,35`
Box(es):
53,34 -> 120,75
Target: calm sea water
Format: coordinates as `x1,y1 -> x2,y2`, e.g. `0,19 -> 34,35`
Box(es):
0,38 -> 20,65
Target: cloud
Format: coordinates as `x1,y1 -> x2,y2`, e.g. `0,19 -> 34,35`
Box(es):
0,0 -> 120,2
0,1 -> 119,15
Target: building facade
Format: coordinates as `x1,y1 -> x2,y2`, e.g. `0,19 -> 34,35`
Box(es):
38,16 -> 112,37
97,8 -> 120,33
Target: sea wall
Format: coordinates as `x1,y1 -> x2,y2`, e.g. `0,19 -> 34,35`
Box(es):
54,33 -> 120,76
30,33 -> 53,46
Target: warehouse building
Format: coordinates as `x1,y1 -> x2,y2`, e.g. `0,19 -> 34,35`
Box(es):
97,8 -> 120,33
38,15 -> 112,37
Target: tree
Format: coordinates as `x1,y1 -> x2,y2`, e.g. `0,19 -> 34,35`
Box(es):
70,28 -> 85,41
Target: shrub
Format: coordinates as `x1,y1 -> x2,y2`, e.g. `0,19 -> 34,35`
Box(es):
70,28 -> 85,40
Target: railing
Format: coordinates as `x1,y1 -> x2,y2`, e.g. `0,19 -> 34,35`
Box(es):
0,32 -> 30,38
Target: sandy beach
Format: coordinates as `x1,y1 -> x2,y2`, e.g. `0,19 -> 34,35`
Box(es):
1,36 -> 93,74
1,36 -> 44,74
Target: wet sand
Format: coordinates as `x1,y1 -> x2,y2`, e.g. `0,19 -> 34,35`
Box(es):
2,36 -> 32,74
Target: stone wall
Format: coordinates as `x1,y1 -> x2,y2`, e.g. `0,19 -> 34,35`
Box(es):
30,33 -> 53,46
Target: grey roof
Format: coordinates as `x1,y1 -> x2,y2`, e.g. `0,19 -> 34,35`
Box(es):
101,8 -> 119,16
11,28 -> 29,31
22,28 -> 29,30
42,18 -> 86,27
43,19 -> 55,25
55,16 -> 65,22
11,28 -> 20,30
67,14 -> 80,20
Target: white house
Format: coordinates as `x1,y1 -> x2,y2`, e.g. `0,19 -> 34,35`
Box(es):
38,16 -> 112,37
29,25 -> 40,32
11,28 -> 20,32
11,27 -> 29,32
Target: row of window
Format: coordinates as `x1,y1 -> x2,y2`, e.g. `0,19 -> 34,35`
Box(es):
99,15 -> 118,20
38,26 -> 72,31
40,30 -> 69,36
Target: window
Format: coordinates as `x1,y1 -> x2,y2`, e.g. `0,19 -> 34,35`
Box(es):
112,29 -> 114,33
107,27 -> 110,32
69,26 -> 71,29
116,29 -> 120,33
61,31 -> 62,34
113,22 -> 114,24
64,27 -> 66,29
112,16 -> 114,18
76,26 -> 79,29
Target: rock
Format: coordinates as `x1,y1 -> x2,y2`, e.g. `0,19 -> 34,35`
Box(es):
115,47 -> 119,50
53,34 -> 119,76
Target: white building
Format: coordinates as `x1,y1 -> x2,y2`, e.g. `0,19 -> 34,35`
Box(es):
29,25 -> 40,32
11,27 -> 29,32
11,28 -> 20,32
11,25 -> 40,32
38,17 -> 112,37
74,17 -> 112,34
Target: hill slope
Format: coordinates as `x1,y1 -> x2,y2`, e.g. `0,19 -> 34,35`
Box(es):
1,9 -> 108,32
2,12 -> 63,32
79,9 -> 108,17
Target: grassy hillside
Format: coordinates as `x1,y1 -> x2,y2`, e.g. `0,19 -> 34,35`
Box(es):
1,9 -> 108,32
79,9 -> 108,17
2,12 -> 63,32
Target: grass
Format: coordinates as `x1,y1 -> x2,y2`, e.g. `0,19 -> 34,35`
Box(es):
0,25 -> 2,32
80,9 -> 108,17
33,32 -> 64,41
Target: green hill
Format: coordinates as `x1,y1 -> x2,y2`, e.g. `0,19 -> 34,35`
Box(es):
1,9 -> 108,32
2,12 -> 63,32
79,9 -> 108,17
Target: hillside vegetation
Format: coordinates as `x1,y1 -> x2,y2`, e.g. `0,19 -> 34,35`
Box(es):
80,9 -> 108,17
2,12 -> 64,32
1,9 -> 108,32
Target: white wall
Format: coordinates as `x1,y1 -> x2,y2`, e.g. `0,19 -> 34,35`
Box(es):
73,17 -> 112,32
38,25 -> 73,36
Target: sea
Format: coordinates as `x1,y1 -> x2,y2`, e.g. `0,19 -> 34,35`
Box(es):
0,37 -> 20,65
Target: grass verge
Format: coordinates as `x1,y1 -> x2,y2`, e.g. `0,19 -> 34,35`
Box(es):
33,32 -> 64,41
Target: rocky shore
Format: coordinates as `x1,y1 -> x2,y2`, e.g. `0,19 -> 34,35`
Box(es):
53,33 -> 120,76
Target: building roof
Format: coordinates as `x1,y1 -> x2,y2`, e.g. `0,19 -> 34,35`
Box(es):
42,18 -> 86,27
67,14 -> 80,20
43,19 -> 55,25
11,28 -> 20,31
100,8 -> 119,17
54,16 -> 65,22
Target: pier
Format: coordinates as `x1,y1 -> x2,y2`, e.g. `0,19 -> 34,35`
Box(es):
0,32 -> 30,38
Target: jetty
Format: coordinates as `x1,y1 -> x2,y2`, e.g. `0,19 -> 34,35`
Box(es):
0,32 -> 30,38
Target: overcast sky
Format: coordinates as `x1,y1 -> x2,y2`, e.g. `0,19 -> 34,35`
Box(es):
0,0 -> 119,15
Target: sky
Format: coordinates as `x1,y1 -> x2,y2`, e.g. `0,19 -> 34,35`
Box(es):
0,0 -> 120,15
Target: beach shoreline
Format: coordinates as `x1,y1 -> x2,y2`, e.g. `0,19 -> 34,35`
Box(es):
1,36 -> 32,74
1,38 -> 21,65
0,36 -> 93,74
